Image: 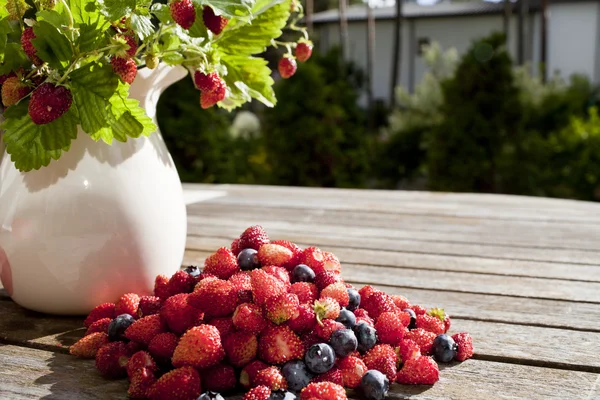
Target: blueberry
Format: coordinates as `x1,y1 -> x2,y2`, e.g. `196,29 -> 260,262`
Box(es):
269,389 -> 297,400
361,370 -> 389,400
347,288 -> 361,311
291,264 -> 315,283
432,334 -> 458,363
184,265 -> 202,277
336,308 -> 356,329
329,329 -> 358,357
281,360 -> 313,392
304,343 -> 336,374
196,392 -> 225,400
403,308 -> 417,330
108,314 -> 135,342
237,248 -> 261,271
353,322 -> 377,353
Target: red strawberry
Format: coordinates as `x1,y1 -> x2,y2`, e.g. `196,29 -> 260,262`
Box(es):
337,356 -> 367,388
69,332 -> 109,358
404,328 -> 436,355
209,316 -> 235,337
398,339 -> 421,364
233,302 -> 268,335
287,303 -> 317,333
300,247 -> 325,274
291,282 -> 318,304
314,320 -> 344,341
28,82 -> 72,125
128,367 -> 156,399
148,366 -> 202,400
115,293 -> 140,316
428,307 -> 451,333
278,56 -> 297,79
172,324 -> 225,369
154,275 -> 170,300
312,367 -> 343,386
160,293 -> 203,334
320,283 -> 349,307
358,286 -> 377,304
271,240 -> 303,270
300,331 -> 321,351
1,76 -> 31,107
375,311 -> 408,346
125,314 -> 166,346
390,295 -> 410,310
314,297 -> 340,324
300,382 -> 347,400
243,385 -> 271,400
126,350 -> 158,379
231,238 -> 242,256
223,331 -> 258,367
148,332 -> 178,363
367,356 -> 397,382
363,344 -> 398,380
170,0 -> 196,29
415,314 -> 445,335
21,27 -> 43,65
111,57 -> 137,84
85,303 -> 116,327
314,272 -> 342,292
126,341 -> 144,356
194,71 -> 221,92
204,247 -> 240,280
201,363 -> 237,392
251,269 -> 288,306
229,271 -> 252,302
258,244 -> 293,268
321,252 -> 341,274
121,34 -> 138,58
361,292 -> 397,320
452,332 -> 474,361
258,325 -> 304,365
95,341 -> 130,379
240,360 -> 270,389
262,265 -> 291,287
410,304 -> 427,316
188,278 -> 237,317
264,293 -> 300,325
353,309 -> 374,327
167,270 -> 196,296
203,6 -> 228,35
85,317 -> 111,336
295,41 -> 313,62
239,225 -> 270,251
254,366 -> 288,390
200,80 -> 226,108
396,356 -> 439,385
138,296 -> 162,317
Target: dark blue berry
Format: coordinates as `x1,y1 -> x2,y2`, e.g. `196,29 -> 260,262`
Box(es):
108,314 -> 135,342
403,308 -> 417,330
281,360 -> 313,392
329,328 -> 358,357
304,343 -> 336,374
361,370 -> 389,400
184,265 -> 202,278
347,288 -> 361,311
196,392 -> 225,400
336,308 -> 356,329
432,334 -> 458,363
269,389 -> 297,400
237,248 -> 260,271
353,322 -> 377,353
291,264 -> 315,283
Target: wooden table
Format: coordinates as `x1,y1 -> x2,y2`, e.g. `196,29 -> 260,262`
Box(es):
1,183 -> 600,399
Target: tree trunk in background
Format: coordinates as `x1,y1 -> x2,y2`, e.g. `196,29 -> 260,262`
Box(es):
503,0 -> 512,45
339,0 -> 349,60
390,0 -> 402,107
517,0 -> 528,65
540,0 -> 548,82
366,0 -> 375,129
306,0 -> 314,36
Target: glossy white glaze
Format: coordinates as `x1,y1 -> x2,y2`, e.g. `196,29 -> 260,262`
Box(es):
0,64 -> 188,315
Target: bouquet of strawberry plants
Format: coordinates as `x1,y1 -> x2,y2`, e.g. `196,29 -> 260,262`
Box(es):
0,0 -> 312,172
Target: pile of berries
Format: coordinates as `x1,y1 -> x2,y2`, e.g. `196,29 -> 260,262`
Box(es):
70,226 -> 474,400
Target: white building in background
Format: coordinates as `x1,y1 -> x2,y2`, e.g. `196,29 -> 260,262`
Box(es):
312,0 -> 600,104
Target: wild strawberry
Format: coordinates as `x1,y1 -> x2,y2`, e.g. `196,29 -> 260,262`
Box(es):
111,57 -> 137,84
264,293 -> 300,325
170,0 -> 196,29
123,35 -> 138,58
295,41 -> 313,62
172,324 -> 225,369
85,303 -> 116,327
203,6 -> 228,35
128,367 -> 156,399
209,316 -> 235,337
21,27 -> 43,65
258,244 -> 293,268
300,247 -> 325,274
410,304 -> 427,315
271,239 -> 303,270
358,286 -> 377,304
126,341 -> 144,356
258,325 -> 304,365
428,307 -> 451,333
390,295 -> 410,310
300,331 -> 321,351
367,356 -> 397,382
353,309 -> 374,327
114,293 -> 140,316
138,296 -> 162,317
223,331 -> 258,367
300,382 -> 347,400
375,311 -> 408,346
200,80 -> 226,108
69,332 -> 109,358
314,297 -> 340,324
314,319 -> 344,341
312,367 -> 343,386
262,265 -> 291,287
404,328 -> 436,355
320,283 -> 349,307
148,332 -> 178,363
337,356 -> 367,388
452,332 -> 474,361
229,271 -> 252,299
239,225 -> 270,251
251,269 -> 288,306
160,293 -> 203,334
361,292 -> 397,320
188,278 -> 237,317
231,238 -> 242,255
166,270 -> 196,296
362,344 -> 398,380
28,82 -> 72,125
278,56 -> 297,79
398,339 -> 421,364
194,71 -> 221,92
126,350 -> 158,379
233,302 -> 268,335
240,360 -> 270,388
85,317 -> 111,336
314,272 -> 342,291
148,366 -> 202,400
201,363 -> 237,392
1,76 -> 31,107
243,385 -> 271,400
154,275 -> 170,299
254,366 -> 287,390
291,282 -> 318,304
416,313 -> 445,335
125,314 -> 166,346
204,247 -> 240,280
396,356 -> 439,385
321,252 -> 341,274
95,341 -> 130,379
287,303 -> 317,333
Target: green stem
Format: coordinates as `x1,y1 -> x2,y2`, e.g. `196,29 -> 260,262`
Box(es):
60,0 -> 74,29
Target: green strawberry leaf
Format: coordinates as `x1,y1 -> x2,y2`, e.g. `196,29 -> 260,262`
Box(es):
77,14 -> 110,53
150,3 -> 173,24
108,82 -> 156,139
193,0 -> 255,20
130,12 -> 155,40
68,0 -> 101,25
0,0 -> 8,19
40,108 -> 78,150
36,9 -> 71,28
0,19 -> 11,63
102,0 -> 136,21
0,42 -> 30,75
221,55 -> 276,109
31,20 -> 74,69
70,62 -> 119,99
